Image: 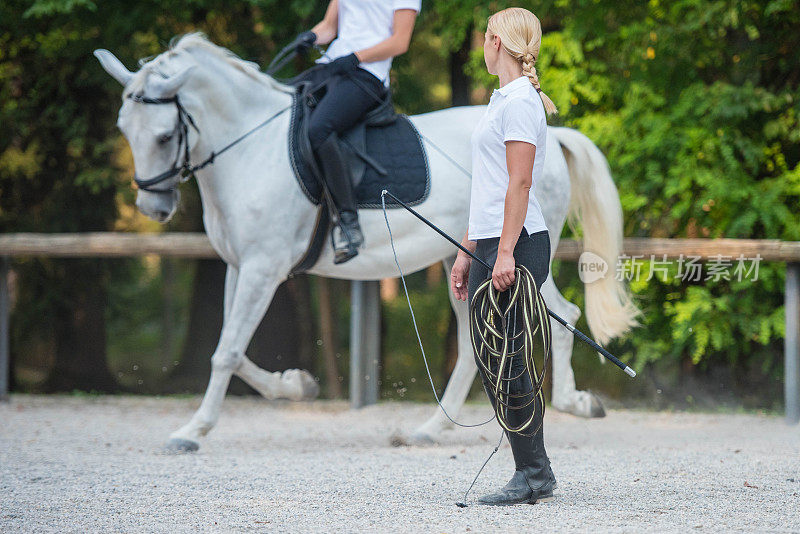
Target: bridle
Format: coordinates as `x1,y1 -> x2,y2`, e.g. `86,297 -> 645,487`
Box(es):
127,93 -> 196,193
127,92 -> 290,193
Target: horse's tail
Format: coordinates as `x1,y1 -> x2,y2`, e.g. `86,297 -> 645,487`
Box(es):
552,126 -> 641,347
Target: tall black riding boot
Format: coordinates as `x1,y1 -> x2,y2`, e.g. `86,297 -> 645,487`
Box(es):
316,133 -> 363,264
476,386 -> 557,505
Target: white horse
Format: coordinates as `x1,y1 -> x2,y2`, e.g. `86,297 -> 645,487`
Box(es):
94,34 -> 639,451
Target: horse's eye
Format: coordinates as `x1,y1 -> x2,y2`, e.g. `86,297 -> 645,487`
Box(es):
158,133 -> 173,144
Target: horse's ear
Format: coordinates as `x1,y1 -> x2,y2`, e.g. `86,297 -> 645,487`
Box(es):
150,65 -> 196,98
94,49 -> 134,86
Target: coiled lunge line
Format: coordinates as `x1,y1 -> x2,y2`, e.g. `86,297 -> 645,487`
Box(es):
470,264 -> 551,436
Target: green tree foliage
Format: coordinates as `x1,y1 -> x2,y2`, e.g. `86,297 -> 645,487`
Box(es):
2,0 -> 798,398
552,0 -> 799,382
1,0 -> 136,390
0,0 -> 324,390
430,0 -> 799,386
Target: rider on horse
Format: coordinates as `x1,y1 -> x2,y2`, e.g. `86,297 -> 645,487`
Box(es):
292,0 -> 420,264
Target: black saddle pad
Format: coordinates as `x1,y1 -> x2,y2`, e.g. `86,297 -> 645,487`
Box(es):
288,92 -> 430,209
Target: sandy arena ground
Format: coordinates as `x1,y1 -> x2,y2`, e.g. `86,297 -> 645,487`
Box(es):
1,395 -> 799,533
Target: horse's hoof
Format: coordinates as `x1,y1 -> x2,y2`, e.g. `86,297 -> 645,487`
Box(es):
391,430 -> 436,447
390,432 -> 436,447
411,432 -> 437,446
164,438 -> 200,453
299,371 -> 320,400
282,369 -> 320,401
587,391 -> 606,418
553,391 -> 607,419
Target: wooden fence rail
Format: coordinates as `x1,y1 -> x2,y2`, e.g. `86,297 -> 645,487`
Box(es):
2,232 -> 800,261
0,233 -> 798,423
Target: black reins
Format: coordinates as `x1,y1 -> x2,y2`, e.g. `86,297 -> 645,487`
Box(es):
127,92 -> 290,193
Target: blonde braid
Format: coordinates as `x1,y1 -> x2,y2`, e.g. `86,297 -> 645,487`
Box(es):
488,7 -> 558,115
522,52 -> 538,88
522,51 -> 558,115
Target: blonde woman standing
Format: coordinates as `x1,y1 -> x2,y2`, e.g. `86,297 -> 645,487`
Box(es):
450,7 -> 559,506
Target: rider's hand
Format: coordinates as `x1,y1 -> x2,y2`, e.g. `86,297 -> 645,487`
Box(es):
492,251 -> 516,292
450,253 -> 472,302
328,53 -> 360,75
294,31 -> 317,55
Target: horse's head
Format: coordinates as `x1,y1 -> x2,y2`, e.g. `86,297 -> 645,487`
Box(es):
96,34 -> 294,224
95,47 -> 201,223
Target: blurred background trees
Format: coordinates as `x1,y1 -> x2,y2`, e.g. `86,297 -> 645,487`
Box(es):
2,0 -> 798,409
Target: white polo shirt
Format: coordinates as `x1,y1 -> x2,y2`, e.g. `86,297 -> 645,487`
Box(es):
317,0 -> 421,86
468,75 -> 549,240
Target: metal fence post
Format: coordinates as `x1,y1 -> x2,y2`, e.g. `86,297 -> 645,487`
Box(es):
785,262 -> 800,424
350,281 -> 365,408
0,257 -> 10,401
363,281 -> 381,405
350,280 -> 381,408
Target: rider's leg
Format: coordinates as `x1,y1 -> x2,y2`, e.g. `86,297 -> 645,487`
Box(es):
308,68 -> 386,263
307,68 -> 386,149
315,133 -> 363,263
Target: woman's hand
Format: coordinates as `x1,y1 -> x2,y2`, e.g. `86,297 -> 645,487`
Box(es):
492,251 -> 516,291
294,31 -> 317,55
450,254 -> 472,301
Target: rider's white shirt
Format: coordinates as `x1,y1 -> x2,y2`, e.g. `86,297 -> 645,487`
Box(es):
317,0 -> 421,86
468,76 -> 549,240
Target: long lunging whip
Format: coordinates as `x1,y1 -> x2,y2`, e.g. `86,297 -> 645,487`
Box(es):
381,189 -> 635,377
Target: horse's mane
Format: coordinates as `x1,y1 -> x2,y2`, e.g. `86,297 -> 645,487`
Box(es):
125,32 -> 292,97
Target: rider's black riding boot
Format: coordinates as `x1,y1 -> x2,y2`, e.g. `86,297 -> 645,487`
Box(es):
476,299 -> 556,506
316,133 -> 363,264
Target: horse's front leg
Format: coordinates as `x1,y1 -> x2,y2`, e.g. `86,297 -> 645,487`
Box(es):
165,263 -> 282,452
228,265 -> 318,402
